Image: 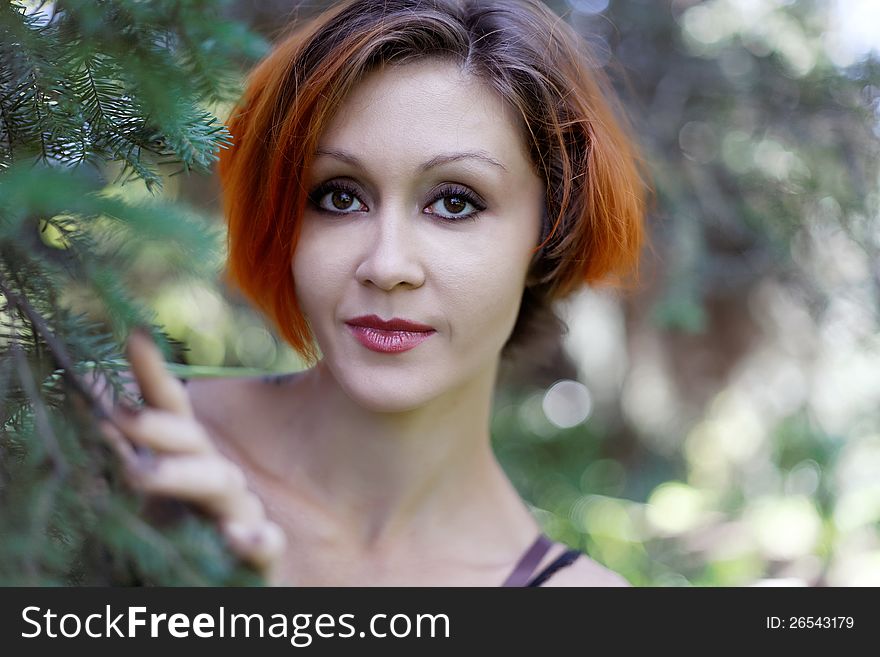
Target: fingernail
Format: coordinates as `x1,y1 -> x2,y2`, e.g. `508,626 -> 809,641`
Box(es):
129,326 -> 155,346
224,521 -> 248,543
130,447 -> 158,472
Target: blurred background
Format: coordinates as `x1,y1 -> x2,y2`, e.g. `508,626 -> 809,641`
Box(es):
44,0 -> 880,586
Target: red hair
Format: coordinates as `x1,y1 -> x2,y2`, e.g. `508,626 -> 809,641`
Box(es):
218,0 -> 647,364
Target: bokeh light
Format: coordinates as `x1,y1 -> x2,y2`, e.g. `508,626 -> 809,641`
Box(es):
542,380 -> 593,429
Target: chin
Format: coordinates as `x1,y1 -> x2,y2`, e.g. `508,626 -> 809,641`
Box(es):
337,367 -> 445,414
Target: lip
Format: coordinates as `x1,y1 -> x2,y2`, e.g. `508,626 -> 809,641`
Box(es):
346,314 -> 435,332
345,315 -> 436,354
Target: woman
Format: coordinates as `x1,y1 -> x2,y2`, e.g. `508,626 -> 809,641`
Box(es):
100,0 -> 645,586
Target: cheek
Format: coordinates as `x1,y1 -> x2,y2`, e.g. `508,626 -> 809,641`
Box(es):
292,231 -> 347,320
441,236 -> 532,345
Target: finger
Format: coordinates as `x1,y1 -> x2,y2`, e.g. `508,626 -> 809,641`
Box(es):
112,407 -> 215,455
72,367 -> 116,419
72,367 -> 147,468
126,454 -> 266,522
126,328 -> 192,417
222,519 -> 287,575
97,417 -> 140,469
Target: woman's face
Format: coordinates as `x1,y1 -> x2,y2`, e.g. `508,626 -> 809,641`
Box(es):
293,58 -> 544,412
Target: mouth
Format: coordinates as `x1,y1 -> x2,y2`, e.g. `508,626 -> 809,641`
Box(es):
345,315 -> 436,354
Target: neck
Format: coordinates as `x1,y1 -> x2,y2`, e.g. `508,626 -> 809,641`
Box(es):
263,358 -> 537,557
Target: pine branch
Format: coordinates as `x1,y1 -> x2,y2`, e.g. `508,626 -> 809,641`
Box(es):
0,0 -> 270,586
10,341 -> 68,476
0,268 -> 108,422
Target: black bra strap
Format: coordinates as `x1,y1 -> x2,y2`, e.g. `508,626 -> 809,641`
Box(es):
526,548 -> 581,587
501,534 -> 553,587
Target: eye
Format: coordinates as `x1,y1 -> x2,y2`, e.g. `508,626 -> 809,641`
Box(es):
423,184 -> 486,222
309,181 -> 368,214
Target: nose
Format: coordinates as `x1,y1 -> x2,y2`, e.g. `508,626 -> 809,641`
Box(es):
354,205 -> 426,291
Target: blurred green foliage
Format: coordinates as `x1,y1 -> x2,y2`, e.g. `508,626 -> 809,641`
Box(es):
492,0 -> 880,586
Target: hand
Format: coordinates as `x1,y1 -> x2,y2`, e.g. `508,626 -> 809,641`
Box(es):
94,329 -> 286,581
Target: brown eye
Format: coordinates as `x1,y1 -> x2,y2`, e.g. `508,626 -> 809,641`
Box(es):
443,196 -> 467,214
424,185 -> 484,221
311,183 -> 367,214
331,190 -> 355,210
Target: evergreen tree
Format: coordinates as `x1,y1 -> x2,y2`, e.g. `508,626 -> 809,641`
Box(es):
0,0 -> 268,585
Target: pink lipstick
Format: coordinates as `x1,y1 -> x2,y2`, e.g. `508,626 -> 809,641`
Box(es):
345,315 -> 436,354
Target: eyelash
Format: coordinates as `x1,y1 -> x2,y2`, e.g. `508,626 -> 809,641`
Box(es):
307,180 -> 487,223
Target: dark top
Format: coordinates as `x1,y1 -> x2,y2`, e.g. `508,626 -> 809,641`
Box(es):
178,378 -> 580,586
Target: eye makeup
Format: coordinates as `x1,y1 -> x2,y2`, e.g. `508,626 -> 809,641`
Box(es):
423,183 -> 487,222
307,179 -> 487,223
308,179 -> 368,214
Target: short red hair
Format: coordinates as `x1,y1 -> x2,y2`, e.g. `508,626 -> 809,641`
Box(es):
218,0 -> 646,364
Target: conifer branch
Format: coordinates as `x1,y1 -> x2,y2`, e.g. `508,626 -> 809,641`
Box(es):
10,340 -> 68,478
0,268 -> 106,421
0,0 -> 270,585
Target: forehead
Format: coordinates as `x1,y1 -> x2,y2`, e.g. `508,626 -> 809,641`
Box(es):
315,58 -> 531,175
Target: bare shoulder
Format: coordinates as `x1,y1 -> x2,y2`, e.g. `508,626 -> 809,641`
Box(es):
186,372 -> 297,419
185,372 -> 302,453
540,553 -> 631,587
185,376 -> 227,422
184,376 -> 255,450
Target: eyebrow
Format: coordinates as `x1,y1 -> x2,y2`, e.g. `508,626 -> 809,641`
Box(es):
314,148 -> 508,173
